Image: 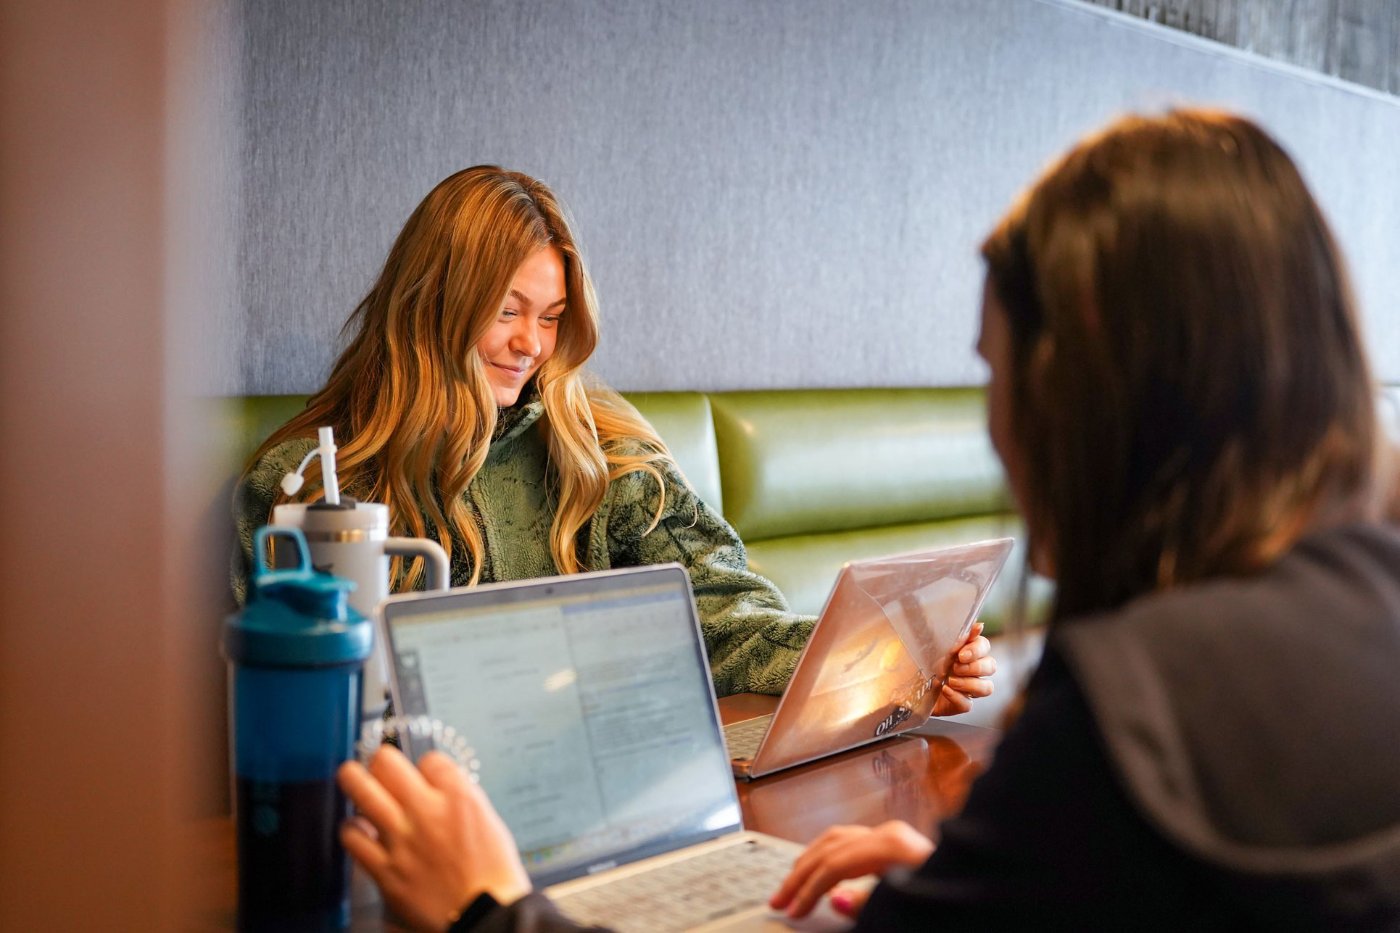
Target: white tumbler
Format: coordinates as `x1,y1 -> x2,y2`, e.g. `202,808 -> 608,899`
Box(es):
271,500 -> 449,720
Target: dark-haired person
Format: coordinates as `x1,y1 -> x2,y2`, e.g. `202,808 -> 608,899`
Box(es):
335,110 -> 1400,930
234,166 -> 995,702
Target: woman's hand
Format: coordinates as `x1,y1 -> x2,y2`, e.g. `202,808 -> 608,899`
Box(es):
932,622 -> 997,717
337,746 -> 531,932
768,820 -> 934,920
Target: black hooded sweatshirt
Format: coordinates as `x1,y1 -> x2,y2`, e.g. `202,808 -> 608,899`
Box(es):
860,521 -> 1400,930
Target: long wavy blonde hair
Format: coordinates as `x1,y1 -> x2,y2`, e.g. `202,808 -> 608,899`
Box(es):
250,166 -> 671,587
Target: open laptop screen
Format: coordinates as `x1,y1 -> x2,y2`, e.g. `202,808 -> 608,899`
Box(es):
382,565 -> 741,887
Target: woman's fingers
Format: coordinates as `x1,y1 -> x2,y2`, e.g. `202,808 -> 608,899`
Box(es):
423,754 -> 519,862
419,749 -> 473,794
951,654 -> 997,679
783,839 -> 888,917
771,822 -> 933,919
786,858 -> 848,918
956,633 -> 993,666
941,622 -> 997,712
830,885 -> 871,918
340,816 -> 391,878
937,683 -> 973,714
345,814 -> 381,844
338,759 -> 409,840
945,674 -> 994,698
769,827 -> 856,910
368,745 -> 431,807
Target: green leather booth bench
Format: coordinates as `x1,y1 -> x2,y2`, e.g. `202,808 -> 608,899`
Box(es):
224,388 -> 1041,633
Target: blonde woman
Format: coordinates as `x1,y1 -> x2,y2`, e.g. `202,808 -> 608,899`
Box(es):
235,166 -> 995,701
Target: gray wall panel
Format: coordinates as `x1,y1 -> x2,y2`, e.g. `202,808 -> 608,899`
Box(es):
230,0 -> 1400,394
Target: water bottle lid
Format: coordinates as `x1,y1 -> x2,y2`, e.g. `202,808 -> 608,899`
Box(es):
224,526 -> 373,667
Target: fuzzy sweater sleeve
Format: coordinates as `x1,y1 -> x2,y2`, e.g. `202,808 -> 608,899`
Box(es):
596,458 -> 815,697
230,438 -> 316,605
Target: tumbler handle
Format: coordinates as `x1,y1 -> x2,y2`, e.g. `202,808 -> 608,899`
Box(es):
385,537 -> 450,591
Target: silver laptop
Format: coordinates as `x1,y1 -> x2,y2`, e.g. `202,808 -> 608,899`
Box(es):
380,564 -> 857,932
726,538 -> 1014,780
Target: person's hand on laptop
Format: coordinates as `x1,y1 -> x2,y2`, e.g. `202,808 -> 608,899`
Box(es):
768,819 -> 934,920
932,621 -> 996,717
338,746 -> 531,931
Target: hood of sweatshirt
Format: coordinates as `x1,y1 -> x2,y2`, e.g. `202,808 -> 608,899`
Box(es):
1054,523 -> 1400,927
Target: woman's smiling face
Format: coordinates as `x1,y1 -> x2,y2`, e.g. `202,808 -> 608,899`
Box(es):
476,246 -> 566,407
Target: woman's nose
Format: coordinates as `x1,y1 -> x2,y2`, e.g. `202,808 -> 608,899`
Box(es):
509,318 -> 541,356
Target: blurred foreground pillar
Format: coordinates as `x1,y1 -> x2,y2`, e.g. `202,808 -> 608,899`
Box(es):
0,0 -> 221,927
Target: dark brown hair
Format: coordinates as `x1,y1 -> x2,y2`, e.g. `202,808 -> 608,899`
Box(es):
982,110 -> 1380,621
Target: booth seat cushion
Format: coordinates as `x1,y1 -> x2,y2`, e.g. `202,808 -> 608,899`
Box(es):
225,394 -> 314,471
708,389 -> 1009,542
745,514 -> 1027,621
621,391 -> 723,513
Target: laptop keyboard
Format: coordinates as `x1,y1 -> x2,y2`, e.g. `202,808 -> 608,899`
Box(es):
721,714 -> 773,760
551,838 -> 794,932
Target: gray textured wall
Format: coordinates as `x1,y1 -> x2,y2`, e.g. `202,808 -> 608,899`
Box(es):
226,0 -> 1400,395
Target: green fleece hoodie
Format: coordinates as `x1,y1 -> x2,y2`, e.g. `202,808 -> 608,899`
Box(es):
232,400 -> 813,696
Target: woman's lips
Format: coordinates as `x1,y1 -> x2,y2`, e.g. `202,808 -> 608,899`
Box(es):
489,361 -> 532,379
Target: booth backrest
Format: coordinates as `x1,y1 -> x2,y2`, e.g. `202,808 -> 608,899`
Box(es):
226,388 -> 1041,632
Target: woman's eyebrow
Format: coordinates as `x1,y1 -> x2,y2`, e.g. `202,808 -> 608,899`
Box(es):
506,289 -> 566,310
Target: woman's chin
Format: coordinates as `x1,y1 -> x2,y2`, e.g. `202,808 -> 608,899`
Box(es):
489,384 -> 524,407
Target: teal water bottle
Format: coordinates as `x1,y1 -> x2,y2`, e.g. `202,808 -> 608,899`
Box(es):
223,526 -> 372,931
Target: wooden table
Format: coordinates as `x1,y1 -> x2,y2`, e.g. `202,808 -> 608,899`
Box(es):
192,696 -> 1000,930
718,694 -> 998,844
